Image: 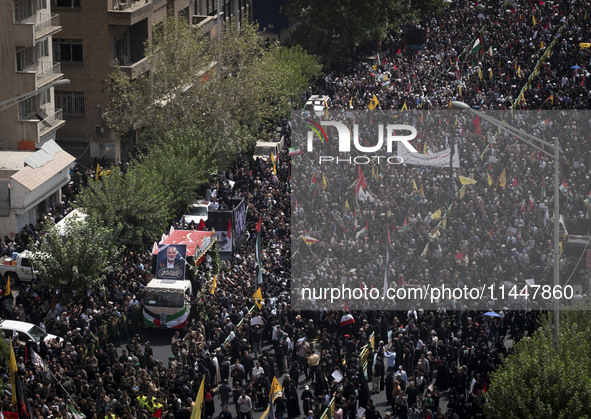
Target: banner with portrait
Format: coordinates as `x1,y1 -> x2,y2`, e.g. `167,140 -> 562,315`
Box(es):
156,244 -> 187,280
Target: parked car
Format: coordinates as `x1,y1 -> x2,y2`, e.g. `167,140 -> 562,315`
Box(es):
0,319 -> 62,351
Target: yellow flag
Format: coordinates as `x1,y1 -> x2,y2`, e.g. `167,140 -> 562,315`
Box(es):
6,274 -> 10,296
459,187 -> 466,199
442,218 -> 447,229
489,68 -> 493,79
371,166 -> 376,181
459,84 -> 462,96
322,173 -> 327,190
453,117 -> 458,128
420,184 -> 424,197
431,209 -> 442,220
368,95 -> 379,111
478,67 -> 482,80
423,143 -> 427,154
517,66 -> 521,77
270,152 -> 275,163
253,287 -> 263,310
191,378 -> 205,419
272,162 -> 277,175
96,162 -> 101,180
487,172 -> 493,186
459,176 -> 477,185
211,275 -> 217,295
499,168 -> 507,188
559,241 -> 563,256
270,376 -> 282,401
345,199 -> 350,210
413,180 -> 418,190
532,14 -> 536,25
580,42 -> 591,49
401,101 -> 408,111
9,338 -> 17,405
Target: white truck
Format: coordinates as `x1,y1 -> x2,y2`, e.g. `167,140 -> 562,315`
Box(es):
0,251 -> 39,283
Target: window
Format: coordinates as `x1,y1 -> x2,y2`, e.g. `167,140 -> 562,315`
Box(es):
53,39 -> 83,62
16,46 -> 36,71
19,96 -> 37,119
114,32 -> 128,64
52,0 -> 80,7
55,91 -> 85,115
36,38 -> 49,60
39,89 -> 50,106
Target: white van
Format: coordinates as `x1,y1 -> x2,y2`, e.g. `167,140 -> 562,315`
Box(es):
304,95 -> 332,117
253,141 -> 280,161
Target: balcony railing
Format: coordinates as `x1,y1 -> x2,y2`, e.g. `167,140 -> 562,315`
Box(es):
35,13 -> 59,32
37,62 -> 61,84
37,108 -> 64,134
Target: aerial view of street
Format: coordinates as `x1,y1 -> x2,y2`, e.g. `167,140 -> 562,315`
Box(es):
1,0 -> 591,418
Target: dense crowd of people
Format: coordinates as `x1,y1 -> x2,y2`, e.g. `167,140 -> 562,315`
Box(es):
0,0 -> 590,418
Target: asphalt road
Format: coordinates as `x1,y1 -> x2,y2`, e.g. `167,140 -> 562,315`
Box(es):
122,328 -> 459,418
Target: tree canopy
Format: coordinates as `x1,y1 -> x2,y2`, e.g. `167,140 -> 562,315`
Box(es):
104,17 -> 321,167
30,220 -> 122,298
485,311 -> 591,418
286,0 -> 447,64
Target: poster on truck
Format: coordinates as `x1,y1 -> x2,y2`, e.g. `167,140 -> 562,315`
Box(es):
156,244 -> 187,280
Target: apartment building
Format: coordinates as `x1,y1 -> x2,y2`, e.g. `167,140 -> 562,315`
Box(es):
0,0 -> 65,150
53,0 -> 250,165
0,0 -> 77,238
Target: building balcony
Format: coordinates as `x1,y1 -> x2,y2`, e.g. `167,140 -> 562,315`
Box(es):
108,0 -> 158,26
118,55 -> 151,79
35,13 -> 61,40
17,108 -> 65,143
37,62 -> 62,86
14,11 -> 61,42
38,108 -> 65,137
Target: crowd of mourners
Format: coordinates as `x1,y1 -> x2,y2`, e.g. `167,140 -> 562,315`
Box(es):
0,0 -> 590,418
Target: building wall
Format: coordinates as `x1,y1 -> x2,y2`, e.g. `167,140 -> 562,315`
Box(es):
53,0 -> 249,165
54,0 -> 191,164
0,0 -> 63,150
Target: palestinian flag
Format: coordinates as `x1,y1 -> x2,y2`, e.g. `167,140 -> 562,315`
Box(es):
68,405 -> 86,419
339,313 -> 355,327
143,307 -> 188,329
487,46 -> 493,56
454,252 -> 465,261
470,38 -> 482,55
289,147 -> 302,156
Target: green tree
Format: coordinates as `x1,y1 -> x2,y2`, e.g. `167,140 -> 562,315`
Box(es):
77,165 -> 173,251
104,17 -> 320,167
485,313 -> 591,418
30,220 -> 122,299
286,0 -> 447,64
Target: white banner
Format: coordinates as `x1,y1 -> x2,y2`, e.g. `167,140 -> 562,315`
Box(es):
398,143 -> 460,168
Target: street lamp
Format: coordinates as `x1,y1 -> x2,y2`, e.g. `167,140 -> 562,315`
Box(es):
0,78 -> 70,112
451,101 -> 561,347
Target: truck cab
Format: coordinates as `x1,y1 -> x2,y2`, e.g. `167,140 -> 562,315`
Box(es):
142,279 -> 192,329
0,250 -> 41,283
